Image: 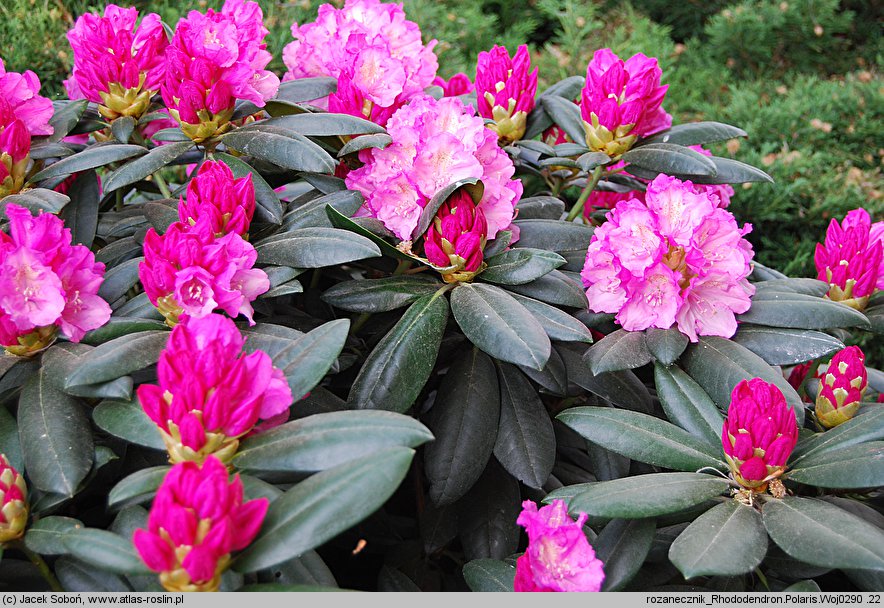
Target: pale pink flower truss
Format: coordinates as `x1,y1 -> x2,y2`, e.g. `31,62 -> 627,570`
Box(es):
346,95 -> 522,242
0,59 -> 53,137
581,174 -> 755,341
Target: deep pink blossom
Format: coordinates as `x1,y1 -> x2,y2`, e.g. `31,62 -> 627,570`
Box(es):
133,456 -> 268,592
424,190 -> 488,282
65,5 -> 167,120
0,454 -> 27,543
138,314 -> 292,464
514,500 -> 605,592
0,59 -> 53,137
282,0 -> 438,116
139,221 -> 269,326
163,0 -> 279,142
581,174 -> 754,341
814,208 -> 884,310
179,161 -> 255,236
0,105 -> 31,198
346,95 -> 522,242
327,73 -> 403,127
580,48 -> 670,156
816,346 -> 867,428
433,73 -> 474,97
0,205 -> 110,355
475,45 -> 538,144
722,378 -> 798,490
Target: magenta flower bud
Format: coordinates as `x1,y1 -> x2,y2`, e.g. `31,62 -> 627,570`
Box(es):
179,161 -> 256,237
137,314 -> 292,464
514,500 -> 605,592
328,73 -> 402,127
0,116 -> 31,198
580,48 -> 671,157
65,5 -> 168,121
0,59 -> 53,137
815,346 -> 868,428
721,379 -> 799,491
814,208 -> 884,311
475,45 -> 538,144
424,190 -> 489,283
134,456 -> 268,592
0,454 -> 28,543
433,73 -> 474,97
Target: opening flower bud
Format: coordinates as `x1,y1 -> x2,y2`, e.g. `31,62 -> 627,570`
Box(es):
0,454 -> 28,543
424,190 -> 488,283
815,346 -> 867,428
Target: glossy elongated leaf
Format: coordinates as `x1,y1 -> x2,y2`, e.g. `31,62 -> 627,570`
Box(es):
47,99 -> 90,142
256,227 -> 381,268
222,130 -> 335,173
762,497 -> 884,571
785,581 -> 822,592
787,442 -> 884,489
506,270 -> 587,308
679,157 -> 774,184
110,116 -> 135,143
451,283 -> 550,370
92,399 -> 164,451
32,144 -> 146,181
18,369 -> 93,497
739,292 -> 870,330
509,294 -> 593,342
637,122 -> 748,147
493,363 -> 555,488
338,133 -> 393,157
515,196 -> 566,220
792,407 -> 884,462
275,77 -> 337,103
480,248 -> 566,285
462,560 -> 515,592
234,447 -> 415,572
0,404 -> 22,472
102,141 -> 193,194
512,220 -> 593,271
584,329 -> 652,374
412,179 -> 483,241
425,349 -> 500,505
0,189 -> 70,214
108,466 -> 170,510
251,113 -> 385,137
234,411 -> 433,474
485,232 -> 512,261
557,407 -> 726,471
519,347 -> 568,396
558,343 -> 653,412
540,95 -> 587,146
669,501 -> 766,578
55,557 -> 131,592
621,143 -> 717,176
63,528 -> 151,575
645,328 -> 689,365
569,473 -> 728,518
215,153 -> 284,224
64,331 -> 168,389
24,516 -> 83,555
654,364 -> 723,446
595,518 -> 656,591
577,151 -> 611,172
325,204 -> 414,262
283,190 -> 363,230
321,275 -> 441,313
349,291 -> 448,412
732,326 -> 844,365
59,170 -> 100,247
456,460 -> 521,560
81,318 -> 167,346
97,257 -> 142,303
753,278 -> 829,297
681,336 -> 805,425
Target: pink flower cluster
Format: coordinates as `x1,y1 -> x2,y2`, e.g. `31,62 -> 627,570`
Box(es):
581,174 -> 755,342
134,456 -> 268,592
346,95 -> 522,242
283,0 -> 437,123
163,0 -> 280,141
722,378 -> 798,491
65,5 -> 168,121
0,453 -> 28,543
816,346 -> 867,429
138,314 -> 292,464
514,500 -> 605,592
814,208 -> 883,310
0,59 -> 53,137
580,48 -> 671,156
179,160 -> 255,236
0,205 -> 111,355
475,45 -> 538,144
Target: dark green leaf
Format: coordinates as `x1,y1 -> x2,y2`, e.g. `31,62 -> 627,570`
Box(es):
222,130 -> 335,173
0,189 -> 69,214
462,560 -> 515,592
451,283 -> 550,370
792,407 -> 884,463
55,557 -> 131,592
108,467 -> 170,510
754,278 -> 829,297
540,95 -> 587,146
621,143 -> 717,177
515,196 -> 565,220
480,248 -> 566,285
556,407 -> 726,471
97,257 -> 142,303
215,153 -> 284,224
63,528 -> 151,575
349,291 -> 448,412
784,581 -> 822,592
47,99 -> 90,143
595,518 -> 655,591
24,516 -> 83,555
18,369 -> 93,496
645,328 -> 689,365
81,318 -> 168,346
509,293 -> 593,342
64,331 -> 168,389
577,151 -> 612,172
558,343 -> 653,412
275,78 -> 337,103
584,329 -> 652,374
102,141 -> 193,194
322,275 -> 441,313
234,411 -> 433,474
29,142 -> 75,160
325,204 -> 414,262
762,497 -> 884,571
337,133 -> 393,157
378,566 -> 420,592
669,501 -> 767,578
92,398 -> 165,451
425,349 -> 500,505
110,117 -> 135,143
59,170 -> 100,247
569,473 -> 729,518
256,227 -> 381,268
680,157 -> 774,184
32,144 -> 146,181
251,113 -> 385,137
511,220 -> 593,271
518,347 -> 569,396
506,269 -> 588,308
412,179 -> 483,241
740,292 -> 870,330
654,364 -> 724,446
638,122 -> 747,147
234,447 -> 414,572
0,404 -> 22,472
283,190 -> 363,230
788,442 -> 884,489
456,460 -> 521,560
732,326 -> 844,366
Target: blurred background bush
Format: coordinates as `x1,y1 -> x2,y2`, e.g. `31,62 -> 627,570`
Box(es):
2,0 -> 881,278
